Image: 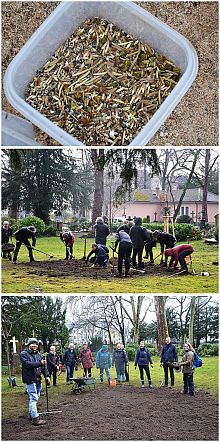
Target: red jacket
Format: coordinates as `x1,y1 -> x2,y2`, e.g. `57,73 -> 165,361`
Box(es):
165,244 -> 194,258
79,348 -> 94,369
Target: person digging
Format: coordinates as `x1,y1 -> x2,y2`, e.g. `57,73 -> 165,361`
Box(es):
152,230 -> 176,267
86,243 -> 109,268
20,338 -> 50,426
113,227 -> 132,277
13,226 -> 37,264
60,230 -> 75,260
164,243 -> 194,273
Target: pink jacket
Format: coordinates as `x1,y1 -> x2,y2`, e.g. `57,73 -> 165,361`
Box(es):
79,348 -> 94,369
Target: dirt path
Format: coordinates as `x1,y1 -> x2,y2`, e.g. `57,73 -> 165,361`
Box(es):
2,387 -> 218,440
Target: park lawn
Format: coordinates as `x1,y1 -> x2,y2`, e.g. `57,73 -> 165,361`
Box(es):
2,356 -> 218,419
1,238 -> 218,293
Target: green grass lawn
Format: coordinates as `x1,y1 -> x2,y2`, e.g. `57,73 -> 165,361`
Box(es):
1,237 -> 218,293
2,356 -> 218,419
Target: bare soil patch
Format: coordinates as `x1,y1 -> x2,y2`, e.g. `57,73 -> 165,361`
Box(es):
20,259 -> 172,280
2,386 -> 218,440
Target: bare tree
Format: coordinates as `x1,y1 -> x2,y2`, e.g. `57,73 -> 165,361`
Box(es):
117,296 -> 153,343
154,296 -> 168,352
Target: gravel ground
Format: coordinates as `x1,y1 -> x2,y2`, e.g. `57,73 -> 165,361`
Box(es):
2,1 -> 218,146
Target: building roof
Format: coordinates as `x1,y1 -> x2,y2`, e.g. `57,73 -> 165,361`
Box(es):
167,188 -> 219,203
132,188 -> 218,203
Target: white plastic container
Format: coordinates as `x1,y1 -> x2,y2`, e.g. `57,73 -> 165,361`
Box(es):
2,111 -> 41,146
4,1 -> 198,146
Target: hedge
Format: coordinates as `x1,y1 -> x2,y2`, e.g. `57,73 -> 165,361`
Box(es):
111,222 -> 202,241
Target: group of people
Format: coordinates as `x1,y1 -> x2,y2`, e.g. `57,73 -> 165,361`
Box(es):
86,216 -> 194,277
20,336 -> 196,426
2,218 -> 194,275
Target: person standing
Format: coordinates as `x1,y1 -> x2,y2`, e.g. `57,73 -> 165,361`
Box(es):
179,342 -> 195,396
130,217 -> 149,270
135,341 -> 153,388
20,338 -> 50,426
79,342 -> 94,377
93,217 -> 110,246
114,228 -> 132,277
1,220 -> 13,259
160,337 -> 178,388
60,231 -> 75,260
63,343 -> 77,384
46,345 -> 59,386
112,343 -> 128,383
96,345 -> 111,384
13,226 -> 36,263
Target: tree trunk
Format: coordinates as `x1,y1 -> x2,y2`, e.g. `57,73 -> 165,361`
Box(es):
154,296 -> 168,353
189,297 -> 196,345
173,151 -> 200,221
90,150 -> 105,224
5,341 -> 12,385
161,150 -> 170,190
202,149 -> 211,223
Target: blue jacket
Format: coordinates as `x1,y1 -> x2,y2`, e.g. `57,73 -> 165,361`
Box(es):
96,346 -> 111,369
135,347 -> 152,366
160,343 -> 178,363
20,348 -> 49,384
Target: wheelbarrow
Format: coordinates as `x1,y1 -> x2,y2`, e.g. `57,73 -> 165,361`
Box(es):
70,377 -> 96,395
2,243 -> 15,260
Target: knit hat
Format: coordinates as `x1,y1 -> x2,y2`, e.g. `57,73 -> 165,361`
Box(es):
27,338 -> 38,346
27,226 -> 36,233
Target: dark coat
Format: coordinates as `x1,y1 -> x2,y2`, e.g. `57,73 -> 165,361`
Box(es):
46,352 -> 60,371
79,348 -> 94,369
15,227 -> 36,246
112,349 -> 128,368
130,219 -> 149,249
160,343 -> 178,363
117,224 -> 130,234
2,227 -> 13,244
157,231 -> 176,252
63,349 -> 77,367
20,348 -> 49,384
93,220 -> 110,245
135,347 -> 152,366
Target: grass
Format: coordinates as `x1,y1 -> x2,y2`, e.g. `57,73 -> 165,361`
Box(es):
1,237 -> 218,293
2,356 -> 218,419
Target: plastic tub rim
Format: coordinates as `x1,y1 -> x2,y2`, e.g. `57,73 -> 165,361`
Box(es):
3,1 -> 199,146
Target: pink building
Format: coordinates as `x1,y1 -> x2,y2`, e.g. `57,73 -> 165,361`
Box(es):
112,188 -> 218,224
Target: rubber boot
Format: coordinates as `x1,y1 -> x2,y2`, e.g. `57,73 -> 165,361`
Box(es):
28,413 -> 32,421
32,416 -> 46,426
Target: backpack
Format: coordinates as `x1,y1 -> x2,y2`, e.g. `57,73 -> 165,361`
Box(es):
192,352 -> 202,368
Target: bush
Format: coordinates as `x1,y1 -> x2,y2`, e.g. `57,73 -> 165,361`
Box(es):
197,343 -> 218,356
125,344 -> 138,361
18,216 -> 46,234
176,215 -> 193,224
42,225 -> 57,237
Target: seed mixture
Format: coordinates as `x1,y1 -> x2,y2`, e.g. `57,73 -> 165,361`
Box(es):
26,18 -> 181,146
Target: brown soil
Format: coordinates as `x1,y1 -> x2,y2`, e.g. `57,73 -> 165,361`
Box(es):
20,259 -> 174,279
2,386 -> 218,440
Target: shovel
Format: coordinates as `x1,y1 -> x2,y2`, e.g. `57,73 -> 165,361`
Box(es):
109,245 -> 116,274
82,237 -> 87,261
25,244 -> 53,258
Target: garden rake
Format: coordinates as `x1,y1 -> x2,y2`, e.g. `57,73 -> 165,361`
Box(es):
39,358 -> 62,416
